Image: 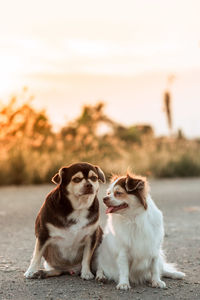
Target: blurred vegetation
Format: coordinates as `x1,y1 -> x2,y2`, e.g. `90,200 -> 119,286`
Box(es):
0,93 -> 200,185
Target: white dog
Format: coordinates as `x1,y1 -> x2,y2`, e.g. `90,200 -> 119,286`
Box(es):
96,173 -> 185,290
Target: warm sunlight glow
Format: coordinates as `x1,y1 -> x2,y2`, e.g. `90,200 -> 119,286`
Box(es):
0,0 -> 200,136
0,56 -> 22,95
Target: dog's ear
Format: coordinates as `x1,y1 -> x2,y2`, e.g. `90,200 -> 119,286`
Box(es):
125,174 -> 147,210
125,174 -> 144,192
95,166 -> 106,183
52,173 -> 60,184
52,167 -> 68,185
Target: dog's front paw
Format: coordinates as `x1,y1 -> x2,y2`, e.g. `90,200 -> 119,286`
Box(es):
96,274 -> 107,283
81,270 -> 94,280
24,268 -> 38,279
24,270 -> 33,279
152,280 -> 166,288
96,269 -> 107,283
31,270 -> 47,279
25,269 -> 47,279
116,282 -> 131,290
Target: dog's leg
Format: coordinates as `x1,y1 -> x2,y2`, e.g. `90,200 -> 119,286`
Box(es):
27,259 -> 64,279
151,257 -> 166,288
116,250 -> 130,290
28,268 -> 63,279
96,266 -> 107,282
26,260 -> 62,279
24,238 -> 49,279
81,236 -> 94,280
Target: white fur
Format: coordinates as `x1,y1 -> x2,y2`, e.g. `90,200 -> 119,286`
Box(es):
46,210 -> 98,263
67,171 -> 99,210
97,187 -> 185,290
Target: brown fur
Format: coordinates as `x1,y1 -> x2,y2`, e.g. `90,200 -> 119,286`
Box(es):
114,173 -> 148,210
35,186 -> 74,247
86,197 -> 100,226
35,163 -> 105,248
43,243 -> 84,271
25,162 -> 105,279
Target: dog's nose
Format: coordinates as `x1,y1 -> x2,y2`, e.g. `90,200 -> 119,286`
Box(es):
103,196 -> 110,204
86,182 -> 92,188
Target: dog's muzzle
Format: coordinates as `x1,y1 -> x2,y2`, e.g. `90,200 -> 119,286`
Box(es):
103,196 -> 110,204
83,182 -> 94,195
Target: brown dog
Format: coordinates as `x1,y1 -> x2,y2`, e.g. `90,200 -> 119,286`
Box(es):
24,162 -> 105,279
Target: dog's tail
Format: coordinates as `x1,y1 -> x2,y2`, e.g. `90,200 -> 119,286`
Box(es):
160,251 -> 185,279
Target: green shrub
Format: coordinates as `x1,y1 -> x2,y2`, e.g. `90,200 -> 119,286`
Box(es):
157,155 -> 200,178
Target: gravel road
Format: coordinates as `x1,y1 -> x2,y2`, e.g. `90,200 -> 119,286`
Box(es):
0,178 -> 200,300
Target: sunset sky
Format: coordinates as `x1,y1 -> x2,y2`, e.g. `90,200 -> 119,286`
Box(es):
0,0 -> 200,137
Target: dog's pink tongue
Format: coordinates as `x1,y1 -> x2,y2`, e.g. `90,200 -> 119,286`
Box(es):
106,207 -> 114,214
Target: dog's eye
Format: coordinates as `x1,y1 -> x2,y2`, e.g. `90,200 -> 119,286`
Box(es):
115,191 -> 123,196
90,176 -> 98,182
72,177 -> 82,183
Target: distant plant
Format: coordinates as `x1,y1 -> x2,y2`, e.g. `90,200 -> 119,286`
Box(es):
0,95 -> 200,185
0,92 -> 56,184
153,154 -> 200,178
164,91 -> 172,135
114,125 -> 154,145
163,74 -> 175,136
60,102 -> 119,162
0,95 -> 54,151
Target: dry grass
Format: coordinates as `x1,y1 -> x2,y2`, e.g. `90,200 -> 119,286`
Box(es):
0,98 -> 200,185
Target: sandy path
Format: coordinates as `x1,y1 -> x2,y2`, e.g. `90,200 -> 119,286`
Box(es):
0,178 -> 200,299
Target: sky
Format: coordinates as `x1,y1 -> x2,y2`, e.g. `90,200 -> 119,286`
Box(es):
0,0 -> 200,137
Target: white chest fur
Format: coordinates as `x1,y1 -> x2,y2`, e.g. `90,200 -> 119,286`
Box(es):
46,210 -> 96,261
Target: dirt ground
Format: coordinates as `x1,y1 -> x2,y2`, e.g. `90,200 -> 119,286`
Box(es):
0,178 -> 200,300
